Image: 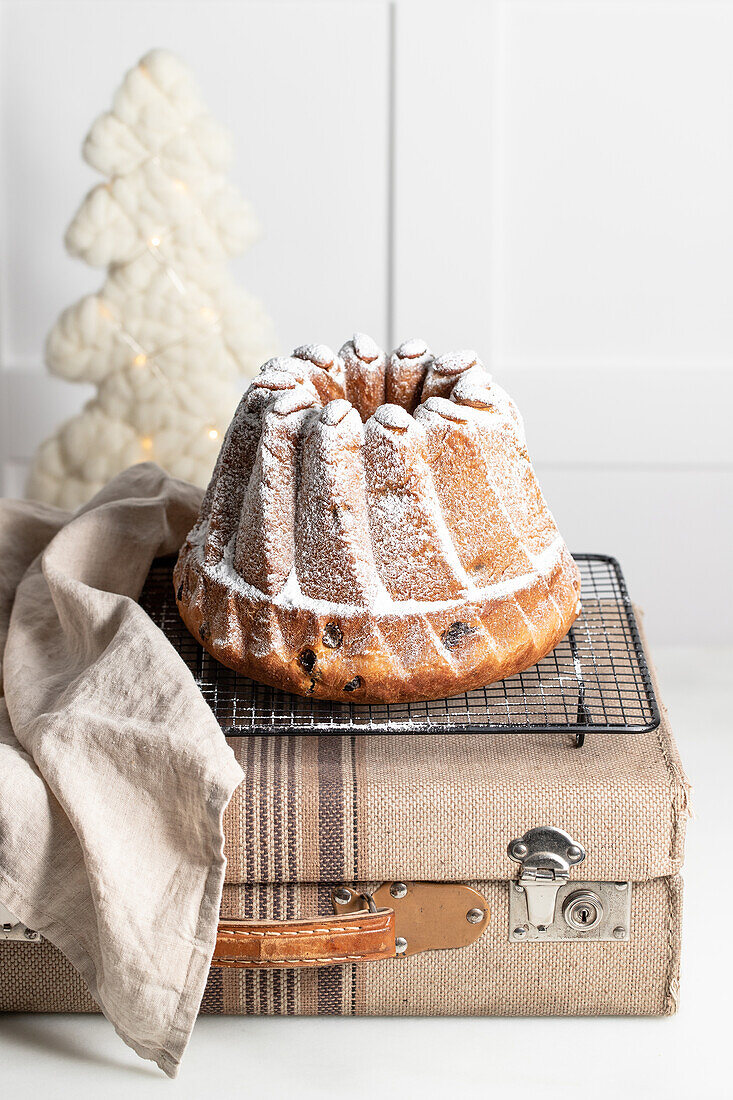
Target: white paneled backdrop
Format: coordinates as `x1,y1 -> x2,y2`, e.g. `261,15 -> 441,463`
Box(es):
1,0 -> 731,644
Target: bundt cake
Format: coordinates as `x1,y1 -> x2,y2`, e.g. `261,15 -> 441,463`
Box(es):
174,335 -> 581,703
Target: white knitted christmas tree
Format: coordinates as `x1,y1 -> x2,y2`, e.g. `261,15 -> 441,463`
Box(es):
28,49 -> 276,510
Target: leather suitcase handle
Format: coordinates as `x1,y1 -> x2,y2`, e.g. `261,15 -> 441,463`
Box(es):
212,907 -> 395,969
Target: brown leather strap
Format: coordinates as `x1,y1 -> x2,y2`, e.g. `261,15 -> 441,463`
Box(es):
212,908 -> 395,969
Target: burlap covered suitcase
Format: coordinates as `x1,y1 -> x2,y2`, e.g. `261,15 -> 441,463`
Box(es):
0,677 -> 689,1018
0,557 -> 689,1017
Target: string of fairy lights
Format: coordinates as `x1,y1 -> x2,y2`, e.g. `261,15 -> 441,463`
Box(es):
99,61 -> 229,456
97,165 -> 234,457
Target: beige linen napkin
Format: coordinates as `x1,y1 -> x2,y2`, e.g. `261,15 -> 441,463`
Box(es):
0,463 -> 244,1076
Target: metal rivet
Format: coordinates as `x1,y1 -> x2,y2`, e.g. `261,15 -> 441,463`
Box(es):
23,928 -> 39,941
513,926 -> 527,938
390,882 -> 408,899
615,882 -> 628,890
613,926 -> 627,940
512,842 -> 528,858
395,937 -> 408,955
466,908 -> 484,924
567,845 -> 582,860
333,887 -> 352,906
514,883 -> 525,893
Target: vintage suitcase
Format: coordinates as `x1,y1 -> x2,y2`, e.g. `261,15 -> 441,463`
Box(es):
0,556 -> 690,1017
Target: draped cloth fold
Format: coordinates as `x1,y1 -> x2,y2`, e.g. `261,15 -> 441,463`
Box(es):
0,464 -> 243,1077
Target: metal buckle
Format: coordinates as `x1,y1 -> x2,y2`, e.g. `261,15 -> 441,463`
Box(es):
331,882 -> 490,957
507,826 -> 585,931
0,901 -> 40,943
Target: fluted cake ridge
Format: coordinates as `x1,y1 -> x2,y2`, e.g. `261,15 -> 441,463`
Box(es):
174,334 -> 581,703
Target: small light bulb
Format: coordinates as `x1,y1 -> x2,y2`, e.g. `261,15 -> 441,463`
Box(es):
172,179 -> 187,192
140,436 -> 153,451
133,353 -> 147,367
200,307 -> 217,323
97,302 -> 112,319
208,428 -> 219,441
149,236 -> 161,248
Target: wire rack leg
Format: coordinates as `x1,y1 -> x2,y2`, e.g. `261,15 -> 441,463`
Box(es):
568,626 -> 590,749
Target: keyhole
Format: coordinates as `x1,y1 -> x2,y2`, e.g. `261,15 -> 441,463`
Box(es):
562,891 -> 604,931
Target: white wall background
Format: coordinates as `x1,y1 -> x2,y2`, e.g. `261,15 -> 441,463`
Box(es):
1,0 -> 731,644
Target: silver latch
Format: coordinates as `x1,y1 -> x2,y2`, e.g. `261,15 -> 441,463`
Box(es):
507,826 -> 585,931
0,900 -> 40,943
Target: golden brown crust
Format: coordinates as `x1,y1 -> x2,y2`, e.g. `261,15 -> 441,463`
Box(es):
175,337 -> 581,705
386,339 -> 434,413
421,349 -> 481,401
340,334 -> 386,420
173,542 -> 580,704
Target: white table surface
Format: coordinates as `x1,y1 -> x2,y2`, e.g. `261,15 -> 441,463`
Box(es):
1,646 -> 730,1099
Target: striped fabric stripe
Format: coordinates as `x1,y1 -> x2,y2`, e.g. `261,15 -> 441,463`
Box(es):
220,737 -> 364,1015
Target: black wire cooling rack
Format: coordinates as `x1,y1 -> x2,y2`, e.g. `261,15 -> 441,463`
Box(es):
139,554 -> 659,744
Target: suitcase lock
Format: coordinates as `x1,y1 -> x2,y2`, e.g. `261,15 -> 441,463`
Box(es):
508,827 -> 631,941
508,826 -> 585,931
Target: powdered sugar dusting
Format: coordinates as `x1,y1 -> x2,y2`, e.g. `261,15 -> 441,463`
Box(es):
433,349 -> 479,375
450,380 -> 496,409
386,339 -> 433,414
260,356 -> 300,374
271,386 -> 320,417
396,337 -> 428,359
321,398 -> 356,427
268,358 -> 310,384
451,364 -> 494,393
293,343 -> 336,369
254,370 -> 297,392
481,380 -> 524,440
363,411 -> 472,601
294,404 -> 387,605
189,333 -> 574,652
338,335 -> 387,420
352,331 -> 381,362
420,396 -> 470,424
199,532 -> 565,617
415,398 -> 512,439
448,369 -> 525,443
374,403 -> 412,431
